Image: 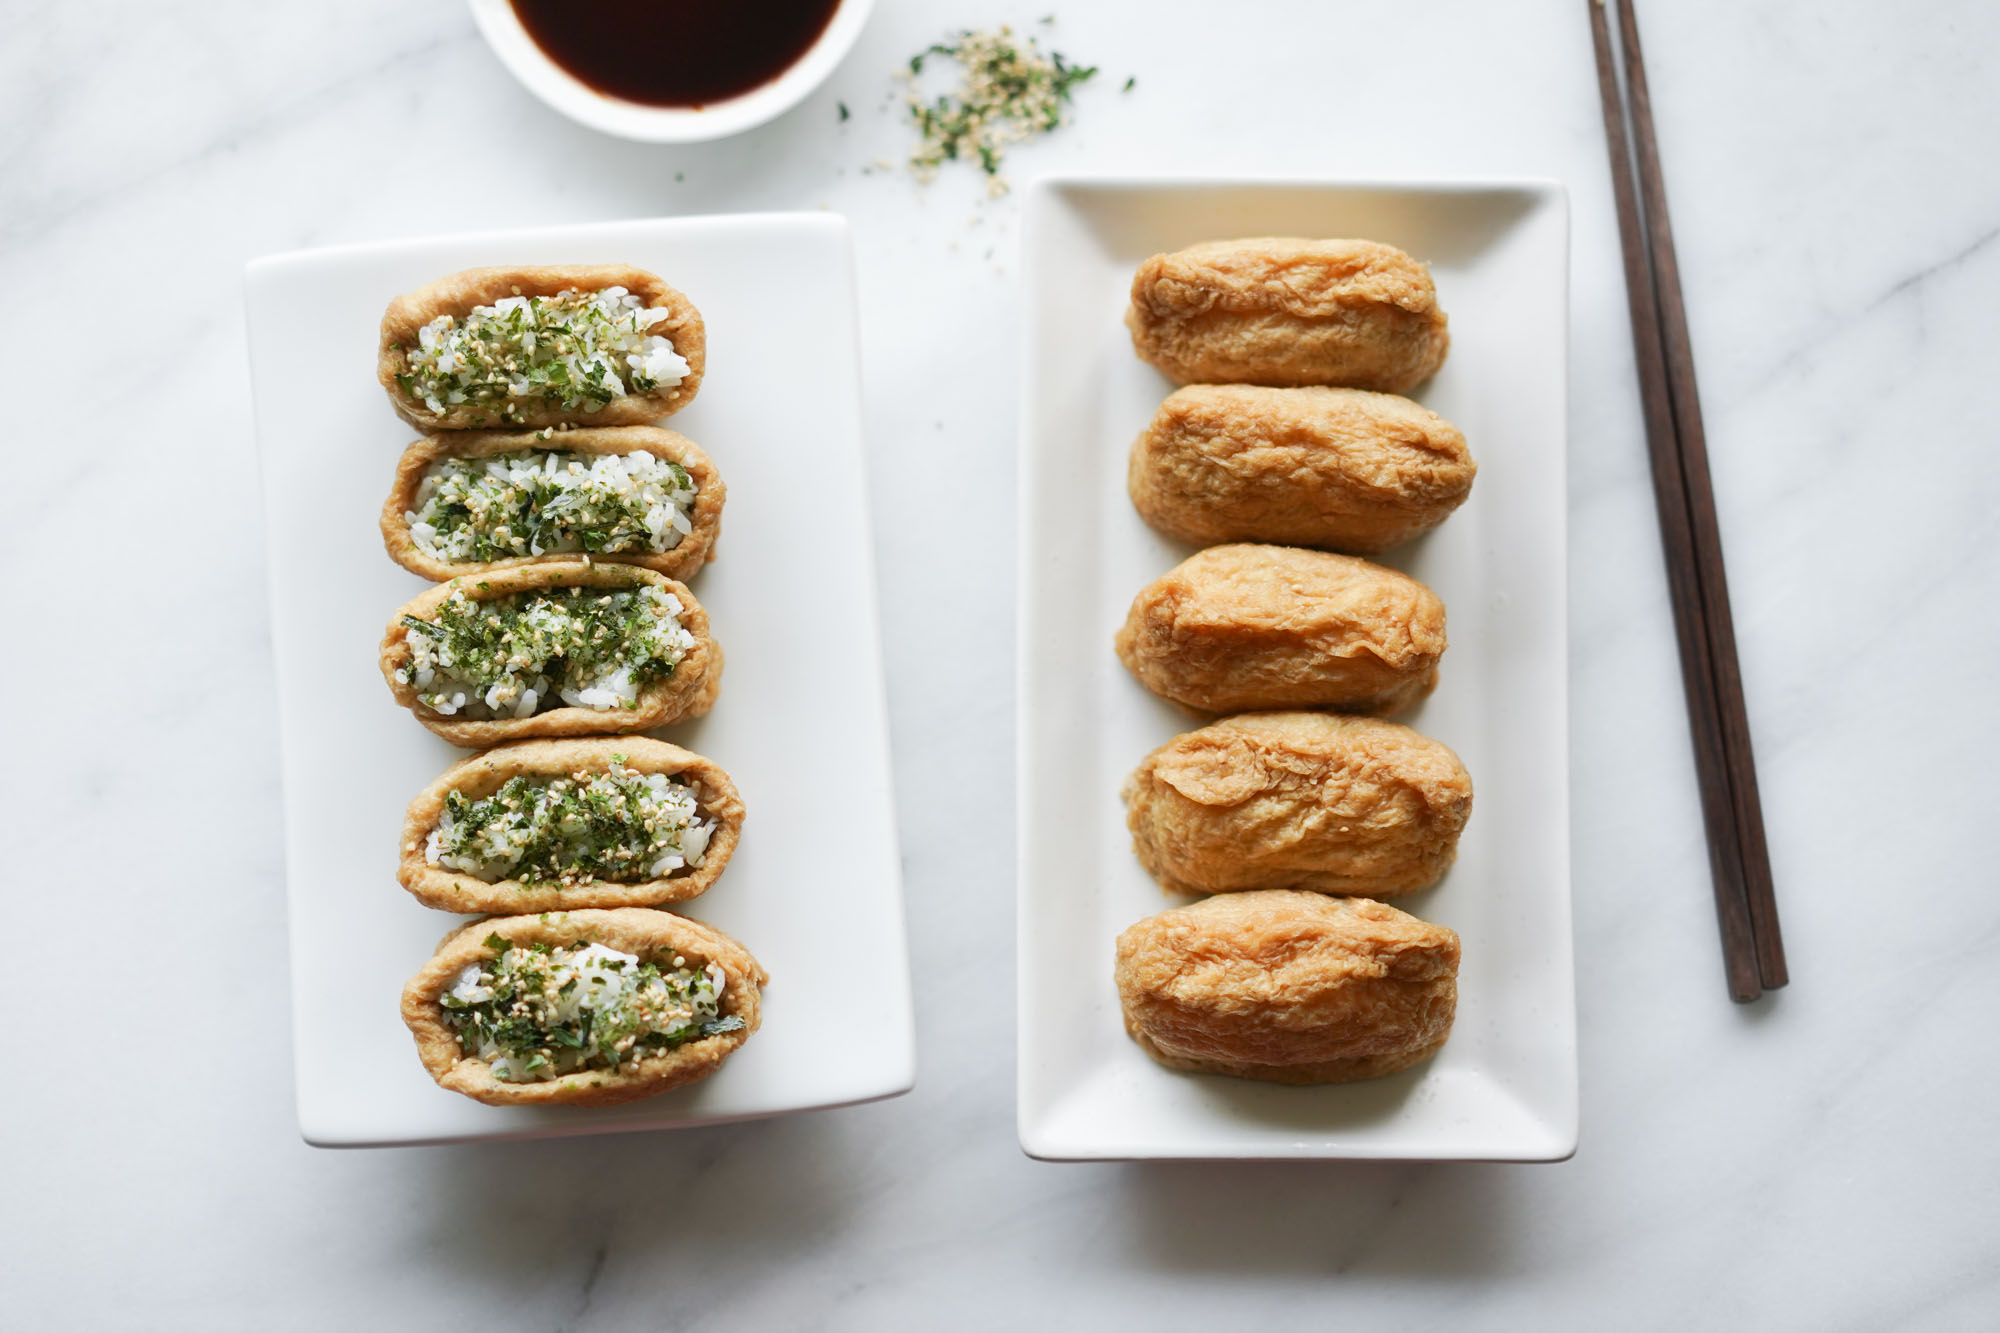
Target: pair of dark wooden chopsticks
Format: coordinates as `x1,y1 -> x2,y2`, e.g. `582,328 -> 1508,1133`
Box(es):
1588,0 -> 1787,1002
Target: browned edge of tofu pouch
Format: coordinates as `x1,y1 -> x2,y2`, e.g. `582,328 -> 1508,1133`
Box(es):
1128,385 -> 1475,554
401,908 -> 766,1108
1113,889 -> 1459,1084
399,737 -> 745,914
380,425 -> 726,583
378,561 -> 722,748
1123,711 -> 1473,899
1113,543 -> 1445,716
378,264 -> 706,430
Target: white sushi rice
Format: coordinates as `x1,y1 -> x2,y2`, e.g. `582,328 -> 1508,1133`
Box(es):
409,449 -> 698,563
398,583 -> 696,720
427,768 -> 717,884
401,286 -> 690,419
445,942 -> 728,1082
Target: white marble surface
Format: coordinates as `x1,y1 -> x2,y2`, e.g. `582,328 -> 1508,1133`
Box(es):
3,0 -> 1996,1326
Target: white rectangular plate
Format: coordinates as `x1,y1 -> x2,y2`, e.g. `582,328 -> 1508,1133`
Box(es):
247,214 -> 913,1147
1017,178 -> 1575,1161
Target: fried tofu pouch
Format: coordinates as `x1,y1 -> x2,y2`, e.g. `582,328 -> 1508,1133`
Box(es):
1126,238 -> 1449,393
402,908 -> 766,1108
379,561 -> 722,748
1114,544 -> 1445,716
399,738 -> 746,914
1114,890 -> 1459,1084
1129,385 -> 1475,554
378,264 -> 705,430
381,426 -> 726,582
1124,712 -> 1472,899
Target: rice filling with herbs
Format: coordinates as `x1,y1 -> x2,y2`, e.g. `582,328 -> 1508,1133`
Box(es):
442,936 -> 742,1083
396,583 -> 695,719
396,287 -> 689,423
429,767 -> 716,885
410,448 -> 698,563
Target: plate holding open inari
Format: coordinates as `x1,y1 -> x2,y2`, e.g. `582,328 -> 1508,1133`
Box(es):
253,214 -> 926,1145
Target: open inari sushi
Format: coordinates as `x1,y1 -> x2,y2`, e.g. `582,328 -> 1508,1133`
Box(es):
380,561 -> 722,746
402,908 -> 765,1108
399,738 -> 744,914
381,426 -> 725,582
378,265 -> 705,430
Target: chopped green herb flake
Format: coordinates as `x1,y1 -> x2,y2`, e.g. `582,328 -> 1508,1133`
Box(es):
430,767 -> 715,888
401,583 -> 694,720
442,940 -> 730,1082
900,26 -> 1097,195
396,287 -> 688,420
409,449 -> 698,566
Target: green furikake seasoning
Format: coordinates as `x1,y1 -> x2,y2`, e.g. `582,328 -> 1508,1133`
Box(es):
395,583 -> 695,720
904,26 -> 1097,195
429,768 -> 716,887
410,449 -> 697,564
441,937 -> 743,1083
395,287 -> 690,425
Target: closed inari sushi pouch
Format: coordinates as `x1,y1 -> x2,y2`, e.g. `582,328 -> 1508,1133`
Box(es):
402,908 -> 766,1108
1114,543 -> 1445,717
379,561 -> 722,747
382,426 -> 725,583
1124,711 -> 1472,899
1114,890 -> 1459,1085
1126,238 -> 1449,393
400,738 -> 746,914
1128,385 -> 1475,554
379,264 -> 705,430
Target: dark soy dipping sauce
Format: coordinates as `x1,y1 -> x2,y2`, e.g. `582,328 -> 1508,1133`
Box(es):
511,0 -> 844,109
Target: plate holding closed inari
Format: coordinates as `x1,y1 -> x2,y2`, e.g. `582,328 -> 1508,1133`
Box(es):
399,737 -> 745,914
378,264 -> 706,431
402,908 -> 766,1108
379,560 -> 722,746
381,425 -> 726,583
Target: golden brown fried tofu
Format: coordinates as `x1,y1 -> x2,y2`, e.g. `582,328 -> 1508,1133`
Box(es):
1128,385 -> 1475,554
1114,544 -> 1445,716
1124,712 -> 1472,899
1114,890 -> 1459,1084
1125,238 -> 1449,393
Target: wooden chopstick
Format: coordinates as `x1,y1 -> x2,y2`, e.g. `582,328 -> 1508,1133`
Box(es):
1589,0 -> 1787,1000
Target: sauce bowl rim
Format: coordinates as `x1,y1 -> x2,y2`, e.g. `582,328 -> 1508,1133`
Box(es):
467,0 -> 875,143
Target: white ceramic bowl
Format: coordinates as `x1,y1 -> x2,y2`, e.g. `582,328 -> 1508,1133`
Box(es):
468,0 -> 874,143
